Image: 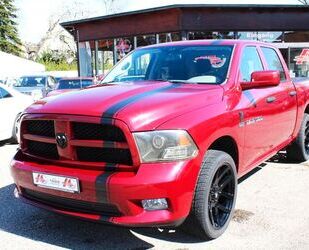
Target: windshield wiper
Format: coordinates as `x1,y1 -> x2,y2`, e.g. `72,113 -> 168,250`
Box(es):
151,79 -> 188,84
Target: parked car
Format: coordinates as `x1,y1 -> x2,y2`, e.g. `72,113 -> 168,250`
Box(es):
14,75 -> 57,100
0,83 -> 32,142
47,77 -> 94,97
54,77 -> 63,83
11,40 -> 309,240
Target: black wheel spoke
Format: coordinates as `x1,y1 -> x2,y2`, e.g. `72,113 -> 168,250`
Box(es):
209,205 -> 216,226
219,175 -> 233,190
216,204 -> 231,213
220,191 -> 234,200
217,167 -> 230,183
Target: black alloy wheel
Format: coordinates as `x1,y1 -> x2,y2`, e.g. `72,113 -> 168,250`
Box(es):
208,164 -> 235,230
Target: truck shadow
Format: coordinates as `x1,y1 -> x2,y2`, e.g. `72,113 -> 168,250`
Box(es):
0,184 -> 203,249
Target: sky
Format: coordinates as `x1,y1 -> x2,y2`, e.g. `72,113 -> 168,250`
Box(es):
15,0 -> 303,43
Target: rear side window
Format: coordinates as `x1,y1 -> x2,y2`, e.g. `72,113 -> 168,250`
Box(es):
261,47 -> 286,81
0,87 -> 12,98
240,47 -> 264,82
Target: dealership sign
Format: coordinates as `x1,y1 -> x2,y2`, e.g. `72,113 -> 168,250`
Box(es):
294,49 -> 309,65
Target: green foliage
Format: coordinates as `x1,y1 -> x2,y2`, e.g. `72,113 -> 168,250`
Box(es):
0,0 -> 22,56
36,50 -> 77,71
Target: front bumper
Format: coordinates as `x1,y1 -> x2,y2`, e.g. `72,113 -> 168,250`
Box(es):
11,150 -> 201,227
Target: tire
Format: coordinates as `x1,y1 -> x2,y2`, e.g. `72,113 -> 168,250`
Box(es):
182,150 -> 237,240
286,113 -> 309,162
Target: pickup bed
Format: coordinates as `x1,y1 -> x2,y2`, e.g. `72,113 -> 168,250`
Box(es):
11,40 -> 309,239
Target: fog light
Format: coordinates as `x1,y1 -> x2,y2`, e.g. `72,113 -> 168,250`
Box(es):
142,198 -> 168,211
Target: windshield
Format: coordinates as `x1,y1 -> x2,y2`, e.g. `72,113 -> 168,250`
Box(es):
57,79 -> 93,90
102,45 -> 233,85
17,76 -> 46,87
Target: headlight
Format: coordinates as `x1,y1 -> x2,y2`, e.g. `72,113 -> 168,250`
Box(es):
133,130 -> 198,163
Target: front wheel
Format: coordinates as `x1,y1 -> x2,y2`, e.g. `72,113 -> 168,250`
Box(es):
182,150 -> 237,240
286,113 -> 309,162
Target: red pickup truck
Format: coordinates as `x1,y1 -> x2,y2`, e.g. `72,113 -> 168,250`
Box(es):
11,40 -> 309,240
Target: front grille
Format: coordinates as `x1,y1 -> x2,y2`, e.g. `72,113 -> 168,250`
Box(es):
22,118 -> 133,167
76,147 -> 132,165
27,140 -> 59,160
25,120 -> 55,137
22,188 -> 122,216
73,122 -> 126,142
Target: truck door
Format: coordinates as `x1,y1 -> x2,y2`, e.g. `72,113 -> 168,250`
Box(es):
239,46 -> 298,169
239,46 -> 273,168
260,46 -> 298,146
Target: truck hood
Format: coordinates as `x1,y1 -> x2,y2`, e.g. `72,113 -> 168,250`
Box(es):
26,81 -> 223,131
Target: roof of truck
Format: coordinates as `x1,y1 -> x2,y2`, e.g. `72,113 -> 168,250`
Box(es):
138,39 -> 275,49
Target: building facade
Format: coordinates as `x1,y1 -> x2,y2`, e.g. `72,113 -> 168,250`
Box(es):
61,4 -> 309,78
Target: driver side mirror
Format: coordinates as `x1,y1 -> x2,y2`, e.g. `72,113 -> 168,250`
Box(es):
240,70 -> 280,90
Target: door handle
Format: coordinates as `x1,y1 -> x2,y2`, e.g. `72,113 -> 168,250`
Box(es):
266,96 -> 276,103
289,91 -> 297,97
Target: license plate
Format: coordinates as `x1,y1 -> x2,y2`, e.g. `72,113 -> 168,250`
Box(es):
32,172 -> 80,193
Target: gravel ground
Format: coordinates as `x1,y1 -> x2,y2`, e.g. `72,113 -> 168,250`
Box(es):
1,143 -> 309,250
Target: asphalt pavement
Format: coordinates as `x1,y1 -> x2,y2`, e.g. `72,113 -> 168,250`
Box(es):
0,143 -> 309,250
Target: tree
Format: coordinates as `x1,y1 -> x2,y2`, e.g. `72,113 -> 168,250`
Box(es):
0,0 -> 22,56
103,0 -> 119,14
298,0 -> 308,4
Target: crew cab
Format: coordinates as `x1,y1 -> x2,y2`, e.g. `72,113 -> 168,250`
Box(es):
11,40 -> 309,240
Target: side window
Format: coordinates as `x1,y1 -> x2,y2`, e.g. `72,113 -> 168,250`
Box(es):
0,87 -> 12,98
240,47 -> 264,82
261,47 -> 286,81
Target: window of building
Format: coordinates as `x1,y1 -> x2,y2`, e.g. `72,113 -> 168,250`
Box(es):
115,37 -> 134,61
158,32 -> 181,43
97,39 -> 114,74
79,41 -> 93,77
137,34 -> 156,47
261,47 -> 286,81
239,46 -> 264,82
289,48 -> 309,77
188,32 -> 235,40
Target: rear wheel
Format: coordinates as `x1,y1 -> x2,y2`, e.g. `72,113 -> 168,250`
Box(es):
286,113 -> 309,162
182,150 -> 237,240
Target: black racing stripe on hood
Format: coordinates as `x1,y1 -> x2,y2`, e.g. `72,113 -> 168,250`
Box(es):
100,84 -> 180,120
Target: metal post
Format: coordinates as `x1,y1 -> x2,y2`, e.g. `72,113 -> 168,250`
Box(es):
134,36 -> 137,49
156,34 -> 160,44
287,46 -> 291,71
94,40 -> 99,76
113,39 -> 117,65
75,29 -> 81,77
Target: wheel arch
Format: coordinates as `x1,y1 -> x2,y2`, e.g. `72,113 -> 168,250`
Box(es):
207,136 -> 239,172
305,105 -> 309,114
